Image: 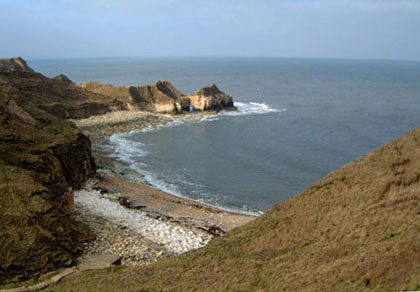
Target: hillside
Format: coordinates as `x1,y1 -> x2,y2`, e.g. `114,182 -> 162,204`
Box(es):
45,126 -> 420,291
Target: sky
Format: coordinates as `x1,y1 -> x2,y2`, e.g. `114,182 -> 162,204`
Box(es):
0,0 -> 419,60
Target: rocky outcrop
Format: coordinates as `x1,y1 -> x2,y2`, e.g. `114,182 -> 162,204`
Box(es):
188,83 -> 234,111
0,71 -> 96,284
0,57 -> 34,73
81,80 -> 189,114
53,73 -> 73,84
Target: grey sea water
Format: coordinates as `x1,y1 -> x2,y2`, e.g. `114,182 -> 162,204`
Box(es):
31,57 -> 420,213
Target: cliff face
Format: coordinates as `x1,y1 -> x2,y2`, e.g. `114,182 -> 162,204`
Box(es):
0,67 -> 96,283
47,127 -> 420,291
0,57 -> 34,73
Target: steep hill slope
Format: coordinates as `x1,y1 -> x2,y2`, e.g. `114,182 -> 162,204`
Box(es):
46,126 -> 420,291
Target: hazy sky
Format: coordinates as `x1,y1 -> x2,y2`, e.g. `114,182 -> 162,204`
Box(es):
0,0 -> 419,60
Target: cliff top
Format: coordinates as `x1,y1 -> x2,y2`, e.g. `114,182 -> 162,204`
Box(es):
53,73 -> 73,84
193,83 -> 229,97
0,57 -> 35,73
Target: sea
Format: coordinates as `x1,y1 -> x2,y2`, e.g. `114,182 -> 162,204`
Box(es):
30,57 -> 420,214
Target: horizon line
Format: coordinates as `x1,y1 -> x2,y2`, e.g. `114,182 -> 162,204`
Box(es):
20,55 -> 420,63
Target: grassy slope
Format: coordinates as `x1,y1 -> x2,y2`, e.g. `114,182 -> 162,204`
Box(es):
46,127 -> 420,291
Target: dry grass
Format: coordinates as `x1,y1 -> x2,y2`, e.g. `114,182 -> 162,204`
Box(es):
45,127 -> 420,291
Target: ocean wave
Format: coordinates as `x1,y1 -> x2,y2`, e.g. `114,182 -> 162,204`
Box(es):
141,170 -> 262,216
199,101 -> 285,122
229,101 -> 284,115
108,133 -> 148,164
140,118 -> 187,133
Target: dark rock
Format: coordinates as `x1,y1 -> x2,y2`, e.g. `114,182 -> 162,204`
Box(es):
53,74 -> 73,84
93,186 -> 109,194
144,210 -> 172,221
118,196 -> 147,210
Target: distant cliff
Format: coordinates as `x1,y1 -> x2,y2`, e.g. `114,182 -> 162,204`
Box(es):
81,80 -> 190,114
81,81 -> 235,114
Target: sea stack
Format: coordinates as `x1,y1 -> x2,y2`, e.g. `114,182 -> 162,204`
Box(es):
188,83 -> 234,111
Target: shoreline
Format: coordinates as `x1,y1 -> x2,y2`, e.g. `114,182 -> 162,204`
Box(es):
72,109 -> 262,217
94,171 -> 256,232
70,109 -> 256,268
